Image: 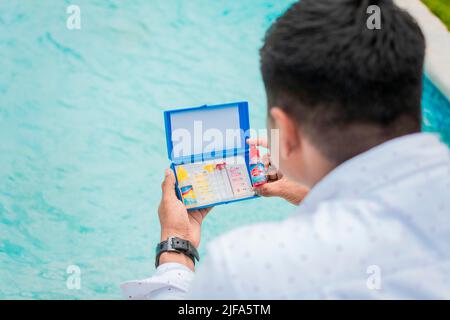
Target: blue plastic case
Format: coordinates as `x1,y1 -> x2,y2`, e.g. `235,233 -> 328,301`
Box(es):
164,101 -> 258,210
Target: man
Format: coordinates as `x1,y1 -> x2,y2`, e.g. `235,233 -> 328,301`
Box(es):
122,0 -> 450,299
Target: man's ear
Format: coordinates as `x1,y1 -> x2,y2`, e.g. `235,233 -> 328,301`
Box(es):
269,107 -> 300,159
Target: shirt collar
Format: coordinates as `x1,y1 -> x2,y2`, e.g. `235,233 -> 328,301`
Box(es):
298,133 -> 449,212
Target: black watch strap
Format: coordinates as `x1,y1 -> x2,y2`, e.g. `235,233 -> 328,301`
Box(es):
155,236 -> 200,268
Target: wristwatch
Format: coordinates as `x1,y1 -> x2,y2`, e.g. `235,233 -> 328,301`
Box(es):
155,236 -> 200,268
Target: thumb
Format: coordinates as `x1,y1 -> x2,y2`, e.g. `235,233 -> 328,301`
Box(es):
161,168 -> 177,200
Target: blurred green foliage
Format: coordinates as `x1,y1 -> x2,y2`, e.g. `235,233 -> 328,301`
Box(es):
422,0 -> 450,30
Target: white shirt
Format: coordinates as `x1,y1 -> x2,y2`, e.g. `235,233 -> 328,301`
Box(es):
121,133 -> 450,299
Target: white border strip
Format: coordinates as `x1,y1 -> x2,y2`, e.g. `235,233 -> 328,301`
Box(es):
394,0 -> 450,100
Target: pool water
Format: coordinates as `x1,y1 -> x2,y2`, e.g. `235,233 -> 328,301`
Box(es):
0,1 -> 449,299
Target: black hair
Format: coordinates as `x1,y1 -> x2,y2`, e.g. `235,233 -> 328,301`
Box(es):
260,0 -> 425,164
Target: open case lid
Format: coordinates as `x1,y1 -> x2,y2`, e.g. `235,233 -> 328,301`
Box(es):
164,101 -> 250,164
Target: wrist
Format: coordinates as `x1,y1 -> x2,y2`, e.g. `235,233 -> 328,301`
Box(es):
156,236 -> 198,271
160,230 -> 189,243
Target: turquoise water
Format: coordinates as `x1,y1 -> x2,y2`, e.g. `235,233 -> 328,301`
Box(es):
0,1 -> 449,299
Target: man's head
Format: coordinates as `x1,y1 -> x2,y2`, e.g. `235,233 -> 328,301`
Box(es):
260,0 -> 425,186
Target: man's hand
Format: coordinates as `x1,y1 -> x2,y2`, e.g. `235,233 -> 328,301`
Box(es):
158,168 -> 212,270
247,138 -> 309,205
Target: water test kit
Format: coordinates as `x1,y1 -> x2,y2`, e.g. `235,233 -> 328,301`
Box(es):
164,101 -> 267,210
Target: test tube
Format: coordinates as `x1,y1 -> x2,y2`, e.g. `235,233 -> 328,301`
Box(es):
216,162 -> 234,200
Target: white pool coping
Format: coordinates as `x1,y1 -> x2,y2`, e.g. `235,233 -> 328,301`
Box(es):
394,0 -> 450,100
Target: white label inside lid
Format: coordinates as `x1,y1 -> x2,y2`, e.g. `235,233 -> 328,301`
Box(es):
170,105 -> 243,159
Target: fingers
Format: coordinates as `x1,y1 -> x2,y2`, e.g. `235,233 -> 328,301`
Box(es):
189,206 -> 213,226
261,153 -> 271,169
199,207 -> 213,219
246,137 -> 268,148
161,168 -> 177,201
201,207 -> 213,215
266,166 -> 280,181
192,207 -> 213,219
254,182 -> 279,197
259,153 -> 280,180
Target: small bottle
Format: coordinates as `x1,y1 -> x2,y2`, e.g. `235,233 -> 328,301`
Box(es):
249,144 -> 267,187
